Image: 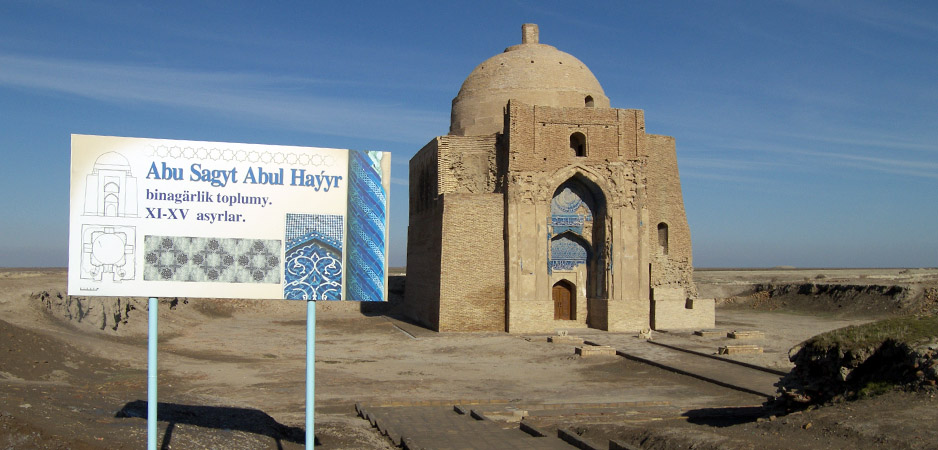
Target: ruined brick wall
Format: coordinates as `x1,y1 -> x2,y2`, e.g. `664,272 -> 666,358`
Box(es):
409,138 -> 440,216
403,139 -> 443,329
437,135 -> 499,195
645,134 -> 695,296
438,193 -> 506,331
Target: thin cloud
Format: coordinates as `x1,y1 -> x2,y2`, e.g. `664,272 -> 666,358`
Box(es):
679,170 -> 768,185
679,156 -> 795,185
796,149 -> 938,179
680,157 -> 790,171
772,130 -> 938,153
713,138 -> 938,180
0,53 -> 447,143
820,0 -> 938,39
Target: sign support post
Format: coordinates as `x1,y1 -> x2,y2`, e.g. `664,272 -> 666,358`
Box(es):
148,297 -> 158,450
306,300 -> 315,448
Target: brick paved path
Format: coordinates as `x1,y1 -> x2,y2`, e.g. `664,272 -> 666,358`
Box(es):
356,404 -> 574,449
581,336 -> 783,398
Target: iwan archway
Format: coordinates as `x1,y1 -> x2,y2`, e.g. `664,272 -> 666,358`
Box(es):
547,175 -> 607,329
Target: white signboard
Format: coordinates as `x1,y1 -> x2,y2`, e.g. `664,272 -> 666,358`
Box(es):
67,135 -> 390,301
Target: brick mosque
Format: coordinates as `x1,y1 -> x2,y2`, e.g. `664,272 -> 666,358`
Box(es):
402,24 -> 714,333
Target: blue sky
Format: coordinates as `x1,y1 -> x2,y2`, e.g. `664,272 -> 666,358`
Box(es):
1,0 -> 936,268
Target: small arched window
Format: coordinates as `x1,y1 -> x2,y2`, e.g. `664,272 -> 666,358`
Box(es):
585,95 -> 594,107
657,222 -> 669,255
570,132 -> 587,157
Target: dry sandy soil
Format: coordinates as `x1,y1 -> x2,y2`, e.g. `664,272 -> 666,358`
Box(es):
1,267 -> 937,449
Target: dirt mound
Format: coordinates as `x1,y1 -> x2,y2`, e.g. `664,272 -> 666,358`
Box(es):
781,340 -> 938,405
922,287 -> 938,314
601,425 -> 755,449
31,290 -> 202,336
574,390 -> 938,450
32,290 -> 147,333
778,316 -> 938,406
0,316 -> 143,449
30,289 -> 311,336
719,283 -> 927,317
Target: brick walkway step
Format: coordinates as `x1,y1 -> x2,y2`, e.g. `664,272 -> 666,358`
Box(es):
357,404 -> 575,449
581,337 -> 782,398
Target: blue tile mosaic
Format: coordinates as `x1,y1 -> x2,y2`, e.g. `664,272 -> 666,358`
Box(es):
284,214 -> 344,300
550,214 -> 584,235
549,235 -> 589,272
346,150 -> 387,302
549,181 -> 595,273
550,185 -> 593,220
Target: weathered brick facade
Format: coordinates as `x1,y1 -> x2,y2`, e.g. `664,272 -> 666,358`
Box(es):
405,24 -> 713,332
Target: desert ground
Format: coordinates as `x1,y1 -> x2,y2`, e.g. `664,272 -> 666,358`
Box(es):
1,267 -> 937,449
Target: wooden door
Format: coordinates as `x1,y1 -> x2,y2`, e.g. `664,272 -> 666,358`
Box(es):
553,282 -> 573,320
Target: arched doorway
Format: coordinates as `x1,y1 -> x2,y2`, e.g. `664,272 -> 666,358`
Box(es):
553,280 -> 575,320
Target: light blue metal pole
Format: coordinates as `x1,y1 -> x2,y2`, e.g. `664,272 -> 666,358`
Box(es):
148,297 -> 158,450
306,300 -> 315,448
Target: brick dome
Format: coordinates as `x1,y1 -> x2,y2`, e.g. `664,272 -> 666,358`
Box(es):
450,24 -> 610,136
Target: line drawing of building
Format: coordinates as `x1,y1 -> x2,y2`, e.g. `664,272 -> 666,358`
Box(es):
84,151 -> 138,217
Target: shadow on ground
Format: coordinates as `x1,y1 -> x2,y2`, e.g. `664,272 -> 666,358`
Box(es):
116,400 -> 308,448
683,405 -> 766,427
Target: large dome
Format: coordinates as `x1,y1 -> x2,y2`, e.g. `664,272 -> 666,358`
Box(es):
450,24 -> 610,136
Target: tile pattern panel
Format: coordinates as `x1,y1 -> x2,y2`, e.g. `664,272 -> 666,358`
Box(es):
347,150 -> 387,302
143,236 -> 281,283
284,213 -> 344,300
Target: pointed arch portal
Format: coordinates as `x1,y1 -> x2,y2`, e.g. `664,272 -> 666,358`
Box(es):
547,173 -> 609,327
